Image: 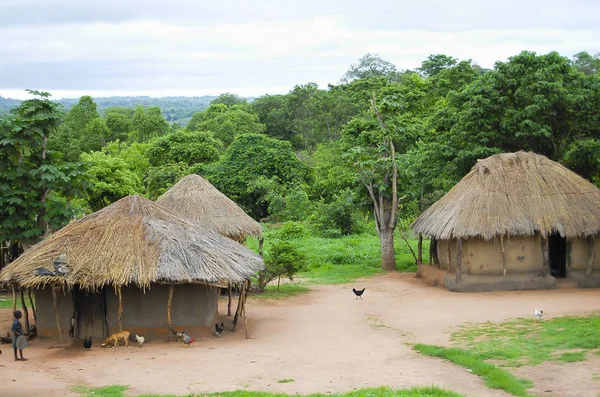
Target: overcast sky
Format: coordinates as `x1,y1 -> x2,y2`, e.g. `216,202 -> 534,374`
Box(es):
1,0 -> 598,99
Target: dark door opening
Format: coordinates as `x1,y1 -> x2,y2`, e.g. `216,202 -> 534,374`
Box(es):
74,287 -> 108,340
549,232 -> 567,278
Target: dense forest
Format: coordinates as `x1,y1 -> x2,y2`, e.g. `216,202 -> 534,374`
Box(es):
0,95 -> 223,125
1,50 -> 599,269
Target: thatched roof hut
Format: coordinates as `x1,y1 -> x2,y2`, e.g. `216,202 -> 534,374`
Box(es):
412,152 -> 600,291
1,195 -> 264,290
0,195 -> 264,340
156,174 -> 261,242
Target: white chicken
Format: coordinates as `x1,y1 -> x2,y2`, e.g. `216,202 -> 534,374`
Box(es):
134,334 -> 145,347
534,309 -> 543,319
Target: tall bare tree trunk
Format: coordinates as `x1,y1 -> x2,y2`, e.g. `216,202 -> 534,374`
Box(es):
379,227 -> 396,271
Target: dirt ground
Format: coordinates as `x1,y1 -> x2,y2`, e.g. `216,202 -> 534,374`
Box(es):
1,273 -> 599,397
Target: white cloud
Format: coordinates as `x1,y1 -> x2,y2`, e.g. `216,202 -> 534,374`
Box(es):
1,0 -> 599,99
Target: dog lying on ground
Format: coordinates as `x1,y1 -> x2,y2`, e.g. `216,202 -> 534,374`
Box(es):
101,330 -> 130,348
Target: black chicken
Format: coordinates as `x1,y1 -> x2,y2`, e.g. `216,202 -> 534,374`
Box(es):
352,288 -> 365,299
83,336 -> 92,350
215,322 -> 225,337
0,332 -> 11,344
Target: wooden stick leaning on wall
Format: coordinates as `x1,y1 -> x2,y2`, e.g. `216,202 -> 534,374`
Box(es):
500,235 -> 507,277
586,236 -> 595,277
232,281 -> 248,331
12,285 -> 17,312
51,287 -> 63,343
167,284 -> 174,341
455,239 -> 463,282
227,283 -> 232,316
20,288 -> 30,334
540,236 -> 550,277
116,286 -> 123,332
28,289 -> 37,324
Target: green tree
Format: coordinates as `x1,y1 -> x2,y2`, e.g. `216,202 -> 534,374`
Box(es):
417,54 -> 458,77
146,130 -> 221,167
186,104 -> 265,147
204,133 -> 308,219
81,142 -> 149,210
130,106 -> 169,142
210,93 -> 248,107
342,53 -> 398,83
258,240 -> 307,291
572,51 -> 600,75
146,163 -> 188,200
104,107 -> 134,142
0,90 -> 75,245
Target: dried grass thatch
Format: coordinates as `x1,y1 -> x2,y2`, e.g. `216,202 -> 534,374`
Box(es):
156,174 -> 262,241
0,195 -> 264,289
412,152 -> 600,240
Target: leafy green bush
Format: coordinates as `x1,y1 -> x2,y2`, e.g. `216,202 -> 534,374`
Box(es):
310,189 -> 365,236
276,221 -> 308,240
257,241 -> 307,291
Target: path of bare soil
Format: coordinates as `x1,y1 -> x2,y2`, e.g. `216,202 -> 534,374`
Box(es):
1,273 -> 599,397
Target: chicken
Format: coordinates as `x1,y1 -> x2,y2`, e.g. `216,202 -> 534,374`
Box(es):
135,334 -> 145,347
215,322 -> 225,337
53,253 -> 71,275
352,288 -> 365,299
534,309 -> 544,320
170,327 -> 184,342
182,332 -> 193,346
27,325 -> 38,341
83,336 -> 92,350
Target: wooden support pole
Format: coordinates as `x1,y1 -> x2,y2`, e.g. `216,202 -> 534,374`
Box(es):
447,243 -> 452,271
116,286 -> 123,332
500,235 -> 507,278
456,239 -> 463,282
258,238 -> 264,257
232,281 -> 247,331
417,234 -> 423,264
51,287 -> 63,344
167,284 -> 174,341
586,236 -> 595,277
28,289 -> 37,324
20,289 -> 30,334
227,283 -> 232,316
12,285 -> 17,312
541,236 -> 550,277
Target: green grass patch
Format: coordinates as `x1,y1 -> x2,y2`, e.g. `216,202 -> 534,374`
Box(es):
75,385 -> 465,397
73,385 -> 129,397
558,351 -> 587,363
451,315 -> 600,367
251,283 -> 310,300
276,379 -> 295,384
0,297 -> 14,309
413,344 -> 534,397
246,223 -> 428,285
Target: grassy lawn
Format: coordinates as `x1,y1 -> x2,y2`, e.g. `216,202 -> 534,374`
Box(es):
250,284 -> 310,300
451,314 -> 600,367
74,386 -> 466,397
413,344 -> 534,397
0,296 -> 14,309
246,223 -> 428,286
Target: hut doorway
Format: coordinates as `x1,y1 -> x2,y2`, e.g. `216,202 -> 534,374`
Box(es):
74,287 -> 108,340
549,232 -> 567,278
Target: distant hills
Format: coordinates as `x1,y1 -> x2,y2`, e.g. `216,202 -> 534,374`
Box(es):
0,95 -> 231,125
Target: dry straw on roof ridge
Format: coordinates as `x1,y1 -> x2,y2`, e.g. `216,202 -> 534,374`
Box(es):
0,195 -> 264,289
412,151 -> 600,241
156,174 -> 262,241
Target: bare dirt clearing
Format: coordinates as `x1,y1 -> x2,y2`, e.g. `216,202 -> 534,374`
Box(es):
1,273 -> 599,397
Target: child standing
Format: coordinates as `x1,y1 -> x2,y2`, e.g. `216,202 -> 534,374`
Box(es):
11,310 -> 27,361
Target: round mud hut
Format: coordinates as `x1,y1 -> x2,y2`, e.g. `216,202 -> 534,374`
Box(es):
412,152 -> 600,292
156,174 -> 262,243
156,174 -> 263,320
0,195 -> 264,341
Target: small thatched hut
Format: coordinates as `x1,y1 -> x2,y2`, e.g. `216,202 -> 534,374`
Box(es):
0,195 -> 264,340
156,174 -> 263,321
156,174 -> 262,242
412,152 -> 600,291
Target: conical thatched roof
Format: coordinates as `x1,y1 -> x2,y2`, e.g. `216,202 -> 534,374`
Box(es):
0,195 -> 264,289
156,174 -> 262,241
412,152 -> 600,240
